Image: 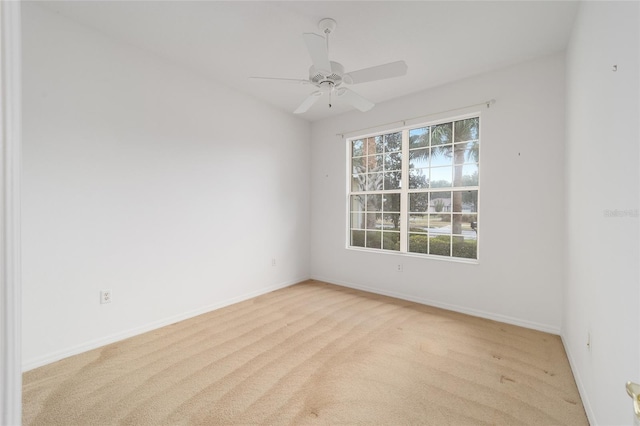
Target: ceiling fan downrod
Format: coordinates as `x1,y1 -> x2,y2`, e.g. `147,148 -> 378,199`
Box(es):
318,18 -> 336,58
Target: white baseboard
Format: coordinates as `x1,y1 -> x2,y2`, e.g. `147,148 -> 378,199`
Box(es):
561,334 -> 596,425
24,275 -> 561,371
22,277 -> 308,372
311,275 -> 561,335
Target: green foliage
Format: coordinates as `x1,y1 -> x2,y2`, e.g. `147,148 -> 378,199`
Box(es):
408,234 -> 477,259
408,168 -> 428,189
432,123 -> 452,146
428,235 -> 451,256
408,234 -> 428,253
351,230 -> 365,247
366,231 -> 381,249
409,193 -> 428,212
384,132 -> 402,152
352,230 -> 400,251
454,118 -> 479,143
409,127 -> 429,149
452,238 -> 477,259
383,232 -> 400,251
430,179 -> 452,188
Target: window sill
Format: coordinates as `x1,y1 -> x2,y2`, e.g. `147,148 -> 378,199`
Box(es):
346,246 -> 479,265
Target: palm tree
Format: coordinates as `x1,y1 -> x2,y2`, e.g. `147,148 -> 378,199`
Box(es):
452,118 -> 479,235
410,118 -> 479,236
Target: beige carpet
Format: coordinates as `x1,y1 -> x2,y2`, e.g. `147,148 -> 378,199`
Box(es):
23,280 -> 588,425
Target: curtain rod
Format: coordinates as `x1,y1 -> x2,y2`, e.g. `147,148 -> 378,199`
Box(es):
337,98 -> 496,139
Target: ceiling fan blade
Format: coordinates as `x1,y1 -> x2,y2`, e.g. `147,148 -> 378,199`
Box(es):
303,33 -> 331,74
343,60 -> 408,85
335,88 -> 375,112
249,76 -> 310,85
294,91 -> 322,114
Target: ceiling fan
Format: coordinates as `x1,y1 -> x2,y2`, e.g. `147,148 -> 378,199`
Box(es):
251,18 -> 408,114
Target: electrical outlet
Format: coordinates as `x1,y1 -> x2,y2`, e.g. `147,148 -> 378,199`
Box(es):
397,264 -> 403,272
100,290 -> 112,304
272,258 -> 276,267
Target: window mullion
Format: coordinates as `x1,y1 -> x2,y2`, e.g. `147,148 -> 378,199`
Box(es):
399,129 -> 409,252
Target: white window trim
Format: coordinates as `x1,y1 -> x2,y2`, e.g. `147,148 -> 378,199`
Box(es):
1,1 -> 23,424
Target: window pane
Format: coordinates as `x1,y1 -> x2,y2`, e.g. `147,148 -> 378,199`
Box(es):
409,168 -> 429,189
366,194 -> 382,211
350,195 -> 365,212
366,173 -> 384,191
454,141 -> 479,164
383,232 -> 400,251
409,193 -> 429,212
430,167 -> 452,187
462,164 -> 479,186
352,157 -> 366,174
367,155 -> 384,173
430,192 -> 451,212
384,132 -> 402,152
364,137 -> 376,156
351,230 -> 366,247
409,214 -> 428,232
366,231 -> 382,248
454,164 -> 478,187
352,139 -> 364,157
366,213 -> 381,229
351,212 -> 365,230
384,171 -> 402,190
409,127 -> 429,149
383,213 -> 401,231
467,214 -> 478,235
453,213 -> 477,235
408,233 -> 429,253
429,235 -> 451,256
351,174 -> 365,192
374,136 -> 384,154
383,193 -> 400,212
454,118 -> 479,142
452,236 -> 477,259
409,148 -> 429,169
428,214 -> 451,234
430,145 -> 453,167
384,152 -> 402,171
454,190 -> 478,213
431,123 -> 452,146
451,212 -> 466,235
451,192 -> 463,215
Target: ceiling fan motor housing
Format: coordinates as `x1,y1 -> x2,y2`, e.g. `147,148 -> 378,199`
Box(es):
309,61 -> 344,87
309,61 -> 344,86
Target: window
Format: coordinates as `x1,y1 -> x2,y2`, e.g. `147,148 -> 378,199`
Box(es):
348,115 -> 479,260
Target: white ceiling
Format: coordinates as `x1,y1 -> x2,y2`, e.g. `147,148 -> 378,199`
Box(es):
38,1 -> 579,122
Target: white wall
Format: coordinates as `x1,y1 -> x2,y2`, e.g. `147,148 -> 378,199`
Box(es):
310,54 -> 566,333
563,2 -> 640,424
21,3 -> 311,369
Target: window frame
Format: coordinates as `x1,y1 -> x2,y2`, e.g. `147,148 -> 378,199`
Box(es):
346,113 -> 480,263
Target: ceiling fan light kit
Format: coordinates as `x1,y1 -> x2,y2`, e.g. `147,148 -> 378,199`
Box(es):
251,17 -> 408,115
